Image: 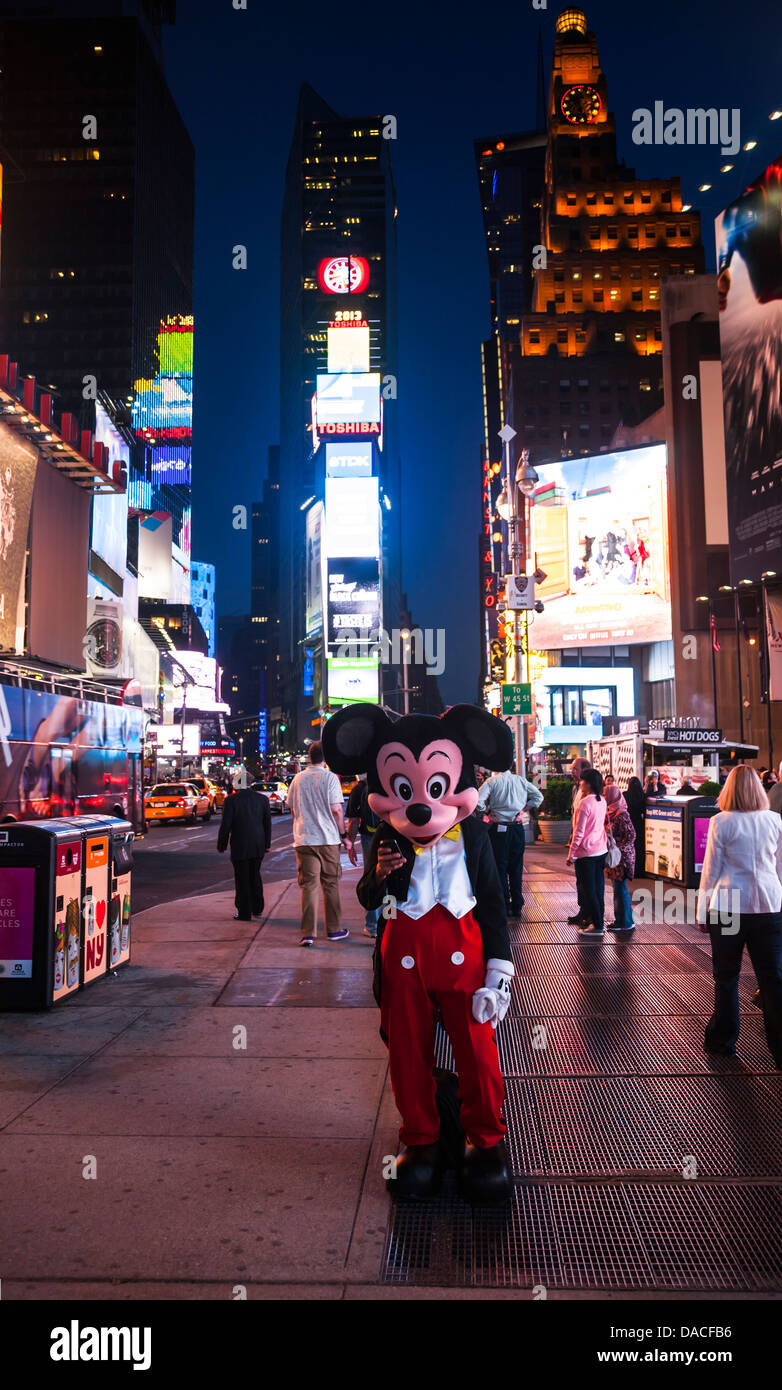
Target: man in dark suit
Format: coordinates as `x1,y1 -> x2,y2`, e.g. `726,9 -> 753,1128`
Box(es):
217,785 -> 272,921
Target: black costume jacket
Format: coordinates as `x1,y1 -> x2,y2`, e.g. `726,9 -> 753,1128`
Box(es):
357,816 -> 510,1005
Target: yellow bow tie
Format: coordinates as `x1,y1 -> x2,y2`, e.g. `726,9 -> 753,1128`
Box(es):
412,825 -> 462,855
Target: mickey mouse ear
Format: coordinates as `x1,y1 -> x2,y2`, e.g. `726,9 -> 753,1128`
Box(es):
440,704 -> 514,771
322,703 -> 393,774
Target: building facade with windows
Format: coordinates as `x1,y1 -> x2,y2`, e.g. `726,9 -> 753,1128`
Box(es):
279,85 -> 401,747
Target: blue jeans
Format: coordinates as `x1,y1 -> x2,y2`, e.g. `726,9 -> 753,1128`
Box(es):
611,876 -> 635,928
360,833 -> 380,932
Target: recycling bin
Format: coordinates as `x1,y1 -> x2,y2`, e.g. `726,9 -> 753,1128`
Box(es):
0,815 -> 134,1011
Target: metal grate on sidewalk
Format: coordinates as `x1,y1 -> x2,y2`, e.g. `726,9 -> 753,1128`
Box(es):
382,855 -> 782,1292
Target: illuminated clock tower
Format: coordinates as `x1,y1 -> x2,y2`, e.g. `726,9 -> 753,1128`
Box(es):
510,7 -> 705,460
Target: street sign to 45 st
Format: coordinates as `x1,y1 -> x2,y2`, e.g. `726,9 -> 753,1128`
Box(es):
501,682 -> 532,716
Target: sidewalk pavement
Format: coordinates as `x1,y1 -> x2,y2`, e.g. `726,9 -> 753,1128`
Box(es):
1,844 -> 781,1300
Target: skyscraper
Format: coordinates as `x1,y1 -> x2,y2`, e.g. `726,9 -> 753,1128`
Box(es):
279,85 -> 401,747
0,0 -> 193,566
504,7 -> 704,459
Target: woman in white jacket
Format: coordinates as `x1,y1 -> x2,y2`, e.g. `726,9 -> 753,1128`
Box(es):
697,765 -> 782,1065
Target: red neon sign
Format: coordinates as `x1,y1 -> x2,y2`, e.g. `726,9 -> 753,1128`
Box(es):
318,256 -> 370,295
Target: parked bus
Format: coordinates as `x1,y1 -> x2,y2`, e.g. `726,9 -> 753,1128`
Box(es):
0,661 -> 145,832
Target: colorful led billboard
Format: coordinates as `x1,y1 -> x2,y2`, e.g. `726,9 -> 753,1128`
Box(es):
316,372 -> 381,426
132,315 -> 193,486
529,444 -> 671,648
327,324 -> 370,374
326,656 -> 379,705
716,157 -> 782,582
324,476 -> 379,558
326,558 -> 381,647
305,501 -> 325,638
317,256 -> 369,295
325,441 -> 373,478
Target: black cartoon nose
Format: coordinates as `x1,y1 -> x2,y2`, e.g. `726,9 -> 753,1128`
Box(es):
407,803 -> 432,827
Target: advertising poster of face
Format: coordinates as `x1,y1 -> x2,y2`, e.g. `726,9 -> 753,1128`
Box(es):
716,157 -> 782,582
530,446 -> 672,649
0,426 -> 39,652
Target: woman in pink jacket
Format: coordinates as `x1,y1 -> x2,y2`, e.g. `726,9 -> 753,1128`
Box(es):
567,768 -> 608,935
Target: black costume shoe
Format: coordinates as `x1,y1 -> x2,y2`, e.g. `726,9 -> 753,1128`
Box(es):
567,912 -> 587,925
386,1143 -> 445,1200
607,922 -> 635,934
457,1140 -> 512,1206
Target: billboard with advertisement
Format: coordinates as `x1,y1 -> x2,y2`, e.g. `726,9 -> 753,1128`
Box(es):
327,324 -> 370,374
716,157 -> 782,582
0,426 -> 38,652
316,373 -> 381,426
530,445 -> 671,648
170,652 -> 221,709
138,511 -> 173,599
326,558 -> 380,649
148,724 -> 200,758
325,441 -> 373,478
92,403 -> 130,579
327,657 -> 379,705
305,501 -> 325,637
324,476 -> 379,558
644,802 -> 684,880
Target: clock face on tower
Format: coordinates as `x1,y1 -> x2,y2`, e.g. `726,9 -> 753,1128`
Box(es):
560,85 -> 602,124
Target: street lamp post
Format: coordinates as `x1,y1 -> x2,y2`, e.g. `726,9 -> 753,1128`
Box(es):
498,426 -> 525,773
400,629 -> 411,716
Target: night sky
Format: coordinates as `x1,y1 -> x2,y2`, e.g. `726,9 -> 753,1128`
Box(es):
164,0 -> 782,703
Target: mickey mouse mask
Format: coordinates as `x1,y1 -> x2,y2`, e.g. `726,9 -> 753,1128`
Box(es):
323,704 -> 513,848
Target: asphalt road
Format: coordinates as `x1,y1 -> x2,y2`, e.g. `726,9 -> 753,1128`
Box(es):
132,808 -> 299,914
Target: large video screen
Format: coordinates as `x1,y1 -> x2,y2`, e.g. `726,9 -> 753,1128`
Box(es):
316,373 -> 380,425
529,444 -> 672,648
324,476 -> 379,558
326,558 -> 380,649
716,157 -> 782,582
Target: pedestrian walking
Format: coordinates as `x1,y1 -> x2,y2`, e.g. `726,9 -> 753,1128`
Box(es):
625,776 -> 647,875
346,776 -> 381,939
476,762 -> 543,917
567,767 -> 608,935
566,757 -> 592,925
287,742 -> 356,947
604,785 -> 636,933
697,765 -> 782,1067
216,784 -> 272,921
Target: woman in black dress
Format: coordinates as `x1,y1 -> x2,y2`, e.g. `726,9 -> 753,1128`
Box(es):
625,776 -> 647,878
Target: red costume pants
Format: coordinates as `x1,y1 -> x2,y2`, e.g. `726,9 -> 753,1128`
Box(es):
380,903 -> 506,1149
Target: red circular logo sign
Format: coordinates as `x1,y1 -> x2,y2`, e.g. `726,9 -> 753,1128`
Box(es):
317,256 -> 370,295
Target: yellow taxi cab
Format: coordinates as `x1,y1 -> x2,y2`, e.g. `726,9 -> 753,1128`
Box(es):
186,774 -> 217,810
144,781 -> 212,824
210,781 -> 227,810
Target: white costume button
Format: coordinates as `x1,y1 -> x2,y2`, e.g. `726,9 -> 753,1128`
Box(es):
401,955 -> 415,970
451,951 -> 465,965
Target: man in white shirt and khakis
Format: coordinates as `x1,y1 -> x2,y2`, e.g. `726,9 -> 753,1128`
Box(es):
286,743 -> 357,947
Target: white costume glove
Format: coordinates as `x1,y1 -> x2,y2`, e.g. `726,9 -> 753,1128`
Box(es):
471,958 -> 515,1028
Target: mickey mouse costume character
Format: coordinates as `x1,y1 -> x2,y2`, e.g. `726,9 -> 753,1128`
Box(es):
322,702 -> 515,1205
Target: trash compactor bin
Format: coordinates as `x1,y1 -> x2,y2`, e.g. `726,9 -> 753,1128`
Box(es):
0,815 -> 134,1011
